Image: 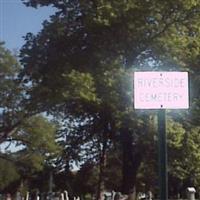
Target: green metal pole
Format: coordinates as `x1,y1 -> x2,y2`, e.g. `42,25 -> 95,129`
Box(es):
158,109 -> 168,200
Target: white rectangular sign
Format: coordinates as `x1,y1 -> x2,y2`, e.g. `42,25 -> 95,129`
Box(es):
134,72 -> 189,109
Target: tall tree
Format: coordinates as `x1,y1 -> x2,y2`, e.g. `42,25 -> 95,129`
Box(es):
0,42 -> 62,194
19,0 -> 200,198
0,114 -> 61,194
0,42 -> 40,144
0,42 -> 23,142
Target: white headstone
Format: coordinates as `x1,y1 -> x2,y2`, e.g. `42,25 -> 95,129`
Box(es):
61,193 -> 64,200
25,192 -> 29,200
64,191 -> 69,200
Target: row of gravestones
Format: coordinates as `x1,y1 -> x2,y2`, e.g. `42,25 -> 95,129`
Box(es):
2,190 -> 80,200
104,191 -> 151,200
1,191 -> 152,200
103,189 -> 196,200
1,191 -> 134,200
1,187 -> 196,200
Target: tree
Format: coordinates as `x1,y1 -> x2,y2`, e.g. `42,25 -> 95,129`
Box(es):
0,159 -> 20,193
19,0 -> 200,198
0,42 -> 65,195
0,42 -> 41,144
12,115 -> 60,171
168,123 -> 200,197
0,114 -> 61,194
0,42 -> 23,142
73,162 -> 98,198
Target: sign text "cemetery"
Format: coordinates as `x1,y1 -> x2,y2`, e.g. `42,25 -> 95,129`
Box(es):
134,72 -> 189,109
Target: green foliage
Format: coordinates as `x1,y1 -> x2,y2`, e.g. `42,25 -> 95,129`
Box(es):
0,41 -> 36,145
0,159 -> 20,191
62,69 -> 97,102
20,116 -> 59,152
12,115 -> 61,172
167,118 -> 185,149
74,162 -> 98,196
18,0 -> 200,196
0,43 -> 65,196
0,42 -> 22,116
104,148 -> 123,191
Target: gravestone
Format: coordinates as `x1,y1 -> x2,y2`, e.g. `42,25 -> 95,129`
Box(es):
187,187 -> 196,200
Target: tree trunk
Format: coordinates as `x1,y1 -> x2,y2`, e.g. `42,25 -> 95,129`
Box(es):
97,154 -> 106,200
127,187 -> 137,200
97,127 -> 108,200
121,129 -> 143,199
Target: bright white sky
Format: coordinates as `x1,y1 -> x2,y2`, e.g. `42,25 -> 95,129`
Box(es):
0,0 -> 55,51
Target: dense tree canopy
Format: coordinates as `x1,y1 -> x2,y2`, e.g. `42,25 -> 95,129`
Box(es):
0,43 -> 61,193
1,0 -> 200,199
18,0 -> 200,197
0,42 -> 24,142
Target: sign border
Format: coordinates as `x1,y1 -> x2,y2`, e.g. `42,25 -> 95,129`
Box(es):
133,71 -> 189,109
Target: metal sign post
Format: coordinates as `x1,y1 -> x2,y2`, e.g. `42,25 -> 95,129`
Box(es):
158,109 -> 168,200
133,71 -> 189,200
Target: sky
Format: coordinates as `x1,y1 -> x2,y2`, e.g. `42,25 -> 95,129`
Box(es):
0,0 -> 55,51
0,0 -> 55,152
